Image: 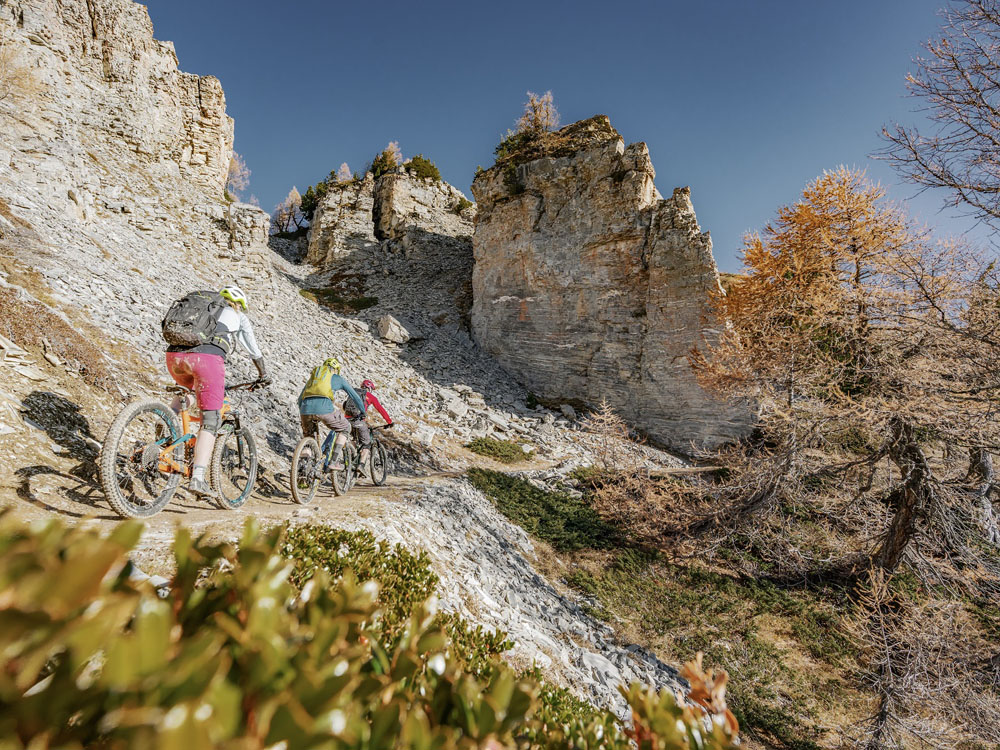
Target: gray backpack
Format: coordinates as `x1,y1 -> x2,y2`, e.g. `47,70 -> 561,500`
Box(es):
161,291 -> 229,353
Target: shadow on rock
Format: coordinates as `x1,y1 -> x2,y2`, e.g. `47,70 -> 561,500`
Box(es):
15,391 -> 111,516
20,390 -> 101,484
265,428 -> 294,459
15,465 -> 116,518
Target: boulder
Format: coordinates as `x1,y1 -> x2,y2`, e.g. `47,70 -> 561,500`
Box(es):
445,398 -> 469,420
378,314 -> 411,344
411,423 -> 436,447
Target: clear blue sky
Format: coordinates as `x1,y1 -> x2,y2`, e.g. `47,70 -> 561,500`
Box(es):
144,0 -> 987,271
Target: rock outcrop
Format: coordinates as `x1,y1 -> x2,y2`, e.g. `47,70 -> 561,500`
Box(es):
304,169 -> 479,378
372,171 -> 474,242
305,174 -> 379,266
471,116 -> 750,449
306,168 -> 474,265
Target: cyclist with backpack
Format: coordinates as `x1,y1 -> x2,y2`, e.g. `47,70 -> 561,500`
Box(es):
298,357 -> 366,471
162,285 -> 270,497
343,379 -> 393,478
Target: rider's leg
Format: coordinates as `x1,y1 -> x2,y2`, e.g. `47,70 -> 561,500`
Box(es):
184,353 -> 225,495
164,353 -> 193,434
318,412 -> 351,469
354,420 -> 372,475
192,410 -> 218,477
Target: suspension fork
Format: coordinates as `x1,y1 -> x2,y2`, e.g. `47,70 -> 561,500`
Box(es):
231,415 -> 246,466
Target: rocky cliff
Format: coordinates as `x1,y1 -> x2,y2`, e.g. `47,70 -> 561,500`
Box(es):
0,0 -> 232,197
304,168 -> 484,398
471,116 -> 750,449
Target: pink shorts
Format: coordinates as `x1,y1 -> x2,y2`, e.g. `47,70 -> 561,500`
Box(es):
166,352 -> 225,411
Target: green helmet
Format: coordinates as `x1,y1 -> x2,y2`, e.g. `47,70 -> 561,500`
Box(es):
219,284 -> 248,311
323,357 -> 341,374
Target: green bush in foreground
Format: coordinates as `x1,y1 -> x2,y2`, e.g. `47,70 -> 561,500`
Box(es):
467,436 -> 529,464
0,513 -> 739,749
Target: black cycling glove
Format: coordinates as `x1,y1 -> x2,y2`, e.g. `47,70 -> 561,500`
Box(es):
253,357 -> 272,386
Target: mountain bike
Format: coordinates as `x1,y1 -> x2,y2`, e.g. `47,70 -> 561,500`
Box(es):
290,424 -> 357,504
289,422 -> 389,504
99,382 -> 261,518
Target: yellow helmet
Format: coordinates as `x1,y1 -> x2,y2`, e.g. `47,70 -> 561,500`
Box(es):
323,357 -> 341,374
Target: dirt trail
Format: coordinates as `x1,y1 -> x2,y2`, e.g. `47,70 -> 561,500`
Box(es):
4,438 -> 461,573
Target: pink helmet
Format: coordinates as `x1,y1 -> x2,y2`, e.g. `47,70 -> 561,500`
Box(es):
361,379 -> 376,390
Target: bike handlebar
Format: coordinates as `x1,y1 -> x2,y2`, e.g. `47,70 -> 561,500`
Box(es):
228,381 -> 263,392
166,381 -> 265,395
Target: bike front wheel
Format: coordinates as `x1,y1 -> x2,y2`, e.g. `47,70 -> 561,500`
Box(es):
211,425 -> 258,510
290,437 -> 322,505
99,399 -> 182,519
370,440 -> 388,486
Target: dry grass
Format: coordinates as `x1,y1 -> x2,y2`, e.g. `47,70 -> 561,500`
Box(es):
0,286 -> 118,391
539,396 -> 1000,748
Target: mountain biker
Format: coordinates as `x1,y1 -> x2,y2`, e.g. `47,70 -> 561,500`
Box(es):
164,285 -> 270,497
298,357 -> 365,471
343,378 -> 393,477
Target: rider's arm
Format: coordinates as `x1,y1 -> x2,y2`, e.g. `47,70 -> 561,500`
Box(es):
367,392 -> 393,424
234,312 -> 268,380
234,312 -> 264,361
337,377 -> 366,415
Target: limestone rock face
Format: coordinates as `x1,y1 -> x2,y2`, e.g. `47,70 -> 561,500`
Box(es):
372,171 -> 474,241
305,170 -> 476,339
306,170 -> 473,265
226,203 -> 271,258
305,174 -> 379,266
471,116 -> 750,449
0,0 -> 233,192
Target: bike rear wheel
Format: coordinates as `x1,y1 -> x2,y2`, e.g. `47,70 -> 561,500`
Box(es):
331,443 -> 356,496
99,399 -> 182,519
370,440 -> 388,486
290,437 -> 322,505
211,424 -> 258,510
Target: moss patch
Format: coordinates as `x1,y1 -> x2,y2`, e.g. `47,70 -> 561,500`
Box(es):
466,436 -> 529,464
467,467 -> 620,551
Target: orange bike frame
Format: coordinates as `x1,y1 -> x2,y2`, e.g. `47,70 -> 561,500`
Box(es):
156,397 -> 231,477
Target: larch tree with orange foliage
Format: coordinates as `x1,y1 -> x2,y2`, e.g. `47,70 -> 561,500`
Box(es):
696,167 -> 1000,575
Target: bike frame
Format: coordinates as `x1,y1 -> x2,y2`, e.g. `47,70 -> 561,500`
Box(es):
155,390 -> 240,477
320,424 -> 353,466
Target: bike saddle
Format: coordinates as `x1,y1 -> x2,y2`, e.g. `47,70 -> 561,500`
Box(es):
165,385 -> 194,395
